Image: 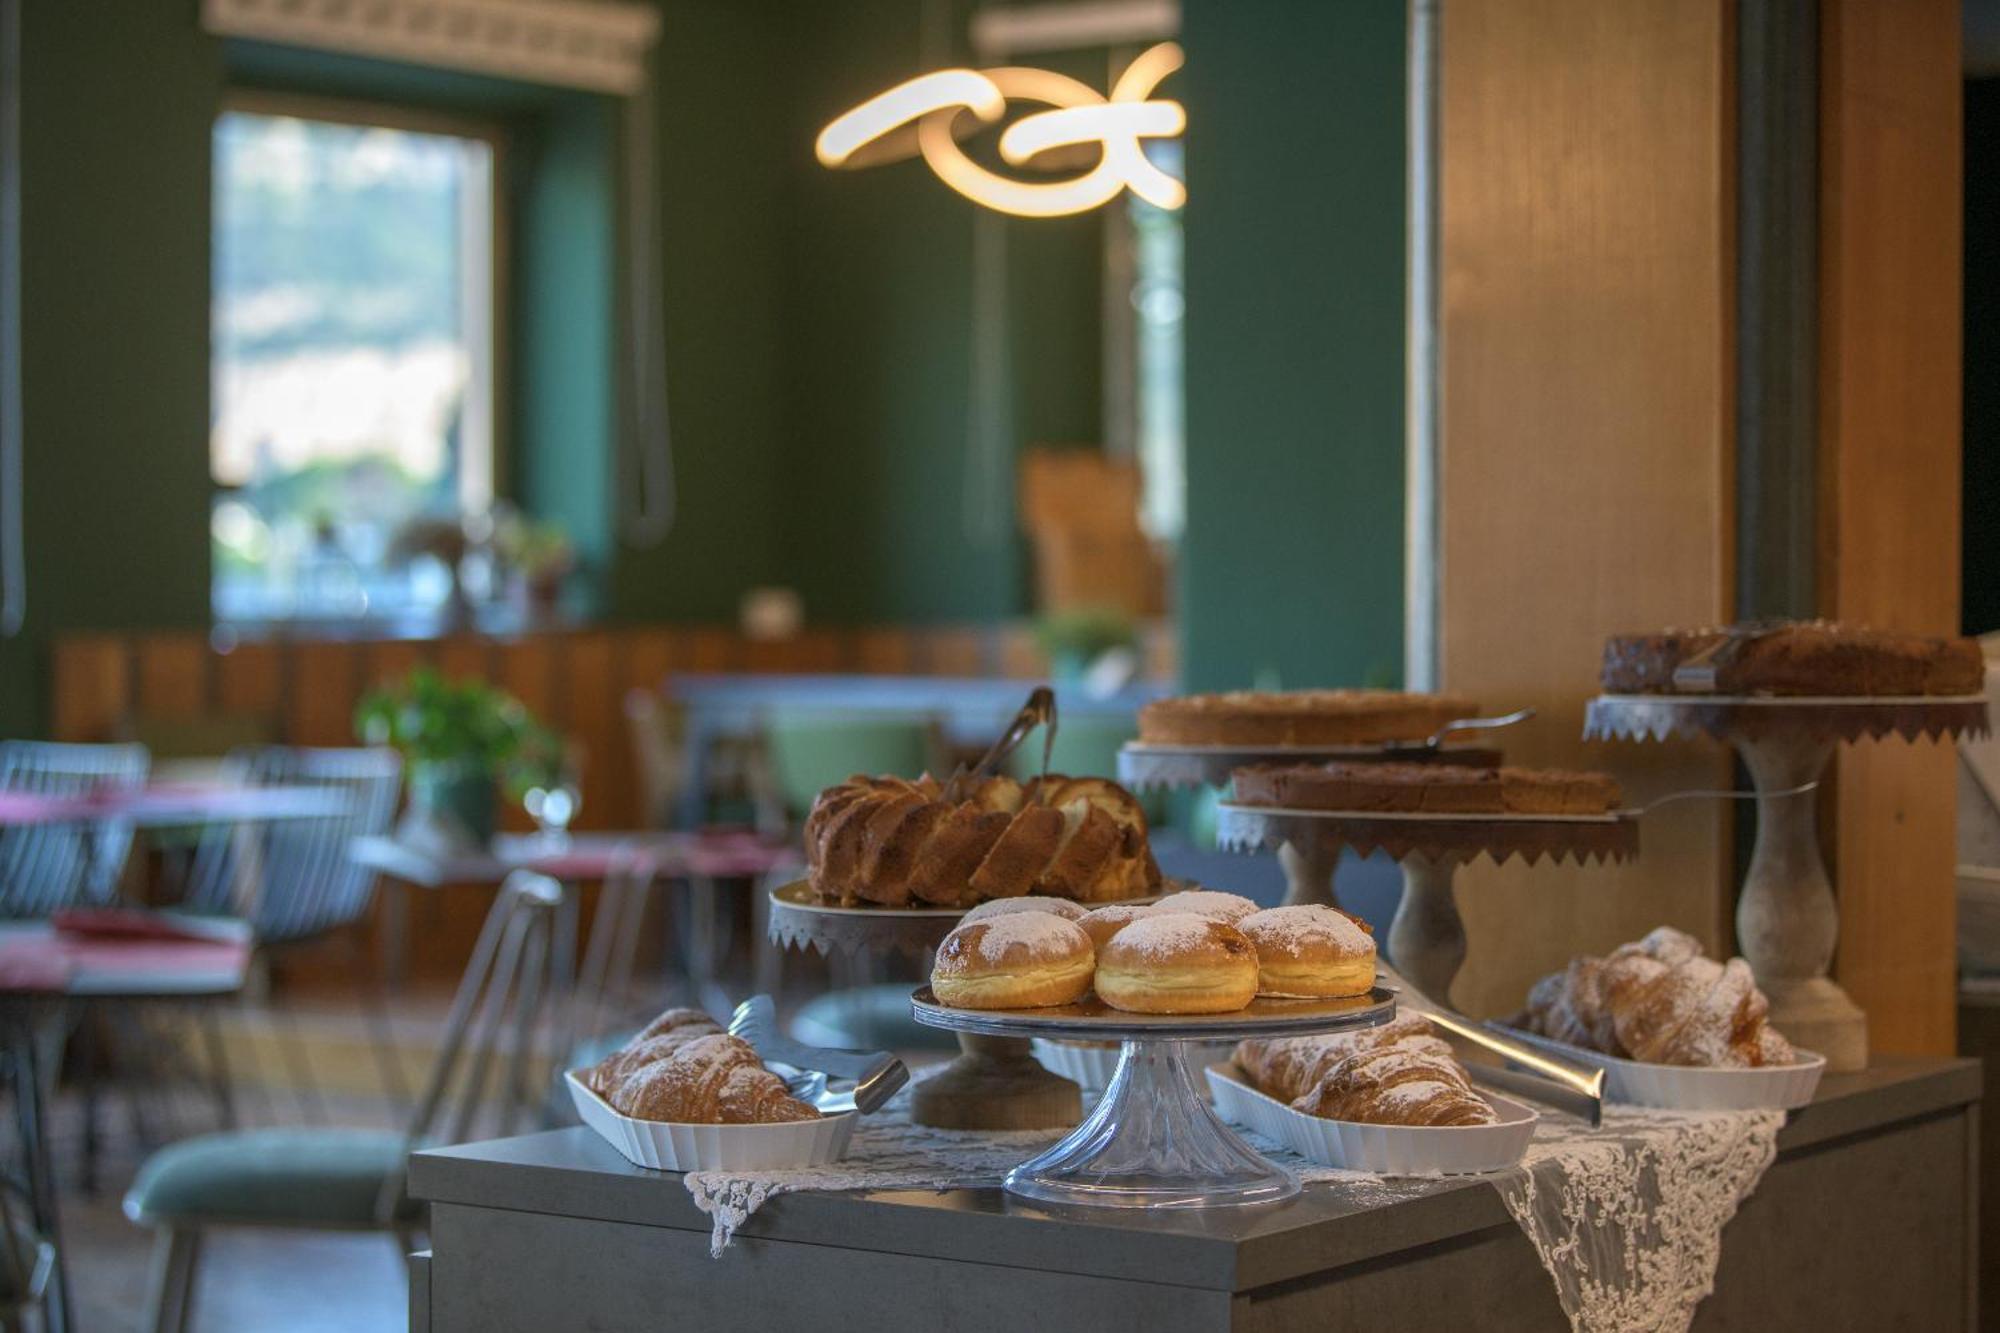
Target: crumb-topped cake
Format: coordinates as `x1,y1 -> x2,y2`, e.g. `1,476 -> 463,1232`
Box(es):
1600,620 -> 1982,697
1137,690 -> 1479,747
1231,760 -> 1622,815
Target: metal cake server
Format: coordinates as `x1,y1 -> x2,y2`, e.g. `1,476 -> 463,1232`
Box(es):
728,995 -> 908,1114
1376,963 -> 1605,1125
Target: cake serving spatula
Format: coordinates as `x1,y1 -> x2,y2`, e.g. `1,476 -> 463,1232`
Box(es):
728,995 -> 908,1114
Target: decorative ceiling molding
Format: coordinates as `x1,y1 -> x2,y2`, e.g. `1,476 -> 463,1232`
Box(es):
201,0 -> 661,96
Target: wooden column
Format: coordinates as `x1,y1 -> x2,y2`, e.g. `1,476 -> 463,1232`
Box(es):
1437,0 -> 1736,1016
1819,0 -> 1963,1057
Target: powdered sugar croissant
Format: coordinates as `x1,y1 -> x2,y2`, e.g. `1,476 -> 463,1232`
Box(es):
1235,1015 -> 1498,1127
607,1033 -> 820,1124
1513,927 -> 1796,1068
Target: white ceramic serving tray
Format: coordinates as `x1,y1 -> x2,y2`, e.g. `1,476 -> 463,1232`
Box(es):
1031,1037 -> 1235,1095
1205,1064 -> 1536,1175
565,1071 -> 857,1172
1495,1028 -> 1826,1111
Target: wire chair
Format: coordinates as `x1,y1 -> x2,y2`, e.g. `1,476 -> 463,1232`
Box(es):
0,740 -> 148,917
182,746 -> 401,944
129,871 -> 565,1333
181,746 -> 405,1115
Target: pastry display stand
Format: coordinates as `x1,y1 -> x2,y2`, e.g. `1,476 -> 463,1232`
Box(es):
1215,806 -> 1638,1005
1585,693 -> 1989,1072
768,881 -> 1083,1130
910,986 -> 1395,1209
1118,712 -> 1525,912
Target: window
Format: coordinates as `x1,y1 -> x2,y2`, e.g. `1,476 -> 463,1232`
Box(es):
210,101 -> 498,623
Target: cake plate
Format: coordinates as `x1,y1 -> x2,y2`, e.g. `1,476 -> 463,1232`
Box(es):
1215,805 -> 1639,1006
770,881 -> 1167,1131
1585,693 -> 1990,1071
910,986 -> 1395,1209
1117,713 -> 1524,911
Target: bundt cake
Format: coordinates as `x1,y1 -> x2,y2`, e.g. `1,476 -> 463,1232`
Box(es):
804,772 -> 1161,908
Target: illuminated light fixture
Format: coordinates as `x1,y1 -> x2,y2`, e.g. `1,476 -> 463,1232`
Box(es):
816,41 -> 1185,218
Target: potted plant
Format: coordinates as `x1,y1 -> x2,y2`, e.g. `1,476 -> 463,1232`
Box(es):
1033,607 -> 1140,682
355,668 -> 562,851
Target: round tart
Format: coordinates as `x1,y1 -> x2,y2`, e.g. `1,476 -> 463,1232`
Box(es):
931,915 -> 1096,1010
1095,913 -> 1259,1015
1231,761 -> 1621,815
1238,905 -> 1376,998
1138,690 -> 1479,747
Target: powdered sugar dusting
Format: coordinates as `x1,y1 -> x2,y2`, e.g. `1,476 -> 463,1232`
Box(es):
1152,889 -> 1258,923
961,913 -> 1089,964
1242,905 -> 1374,958
1106,911 -> 1243,961
961,896 -> 1085,923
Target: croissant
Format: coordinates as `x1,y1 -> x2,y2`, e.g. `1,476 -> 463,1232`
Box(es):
1514,927 -> 1796,1068
608,1033 -> 820,1124
1235,1015 -> 1498,1127
805,772 -> 1161,908
585,1008 -> 722,1094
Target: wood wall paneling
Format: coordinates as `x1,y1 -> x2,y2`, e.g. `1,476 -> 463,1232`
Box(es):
1438,0 -> 1736,1016
134,632 -> 208,719
50,636 -> 129,741
214,641 -> 285,722
1819,0 -> 1963,1056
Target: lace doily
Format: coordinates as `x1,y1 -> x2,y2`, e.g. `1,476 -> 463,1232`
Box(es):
682,1082 -> 1782,1333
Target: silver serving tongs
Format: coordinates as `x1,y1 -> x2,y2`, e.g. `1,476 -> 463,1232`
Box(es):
728,995 -> 908,1114
1381,707 -> 1537,760
944,686 -> 1057,803
1378,964 -> 1606,1125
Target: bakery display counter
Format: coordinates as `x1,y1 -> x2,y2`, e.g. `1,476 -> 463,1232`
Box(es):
408,1058 -> 1979,1332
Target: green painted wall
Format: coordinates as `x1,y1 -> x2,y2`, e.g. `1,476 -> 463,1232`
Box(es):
775,0 -> 1104,624
1177,0 -> 1407,690
0,0 -> 220,736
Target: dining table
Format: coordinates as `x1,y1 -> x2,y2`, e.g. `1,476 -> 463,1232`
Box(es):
0,917 -> 253,1333
0,777 -> 360,1331
350,830 -> 801,1018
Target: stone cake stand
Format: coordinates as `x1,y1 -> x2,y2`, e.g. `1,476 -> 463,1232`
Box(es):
1585,693 -> 1989,1072
910,984 -> 1395,1210
1215,804 -> 1638,1006
1118,739 -> 1504,911
769,881 -> 1087,1131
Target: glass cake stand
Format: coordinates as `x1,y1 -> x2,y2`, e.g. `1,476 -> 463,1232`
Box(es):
910,986 -> 1395,1209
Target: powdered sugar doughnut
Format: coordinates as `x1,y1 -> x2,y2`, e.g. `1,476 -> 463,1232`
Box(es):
1076,902 -> 1160,952
1151,889 -> 1259,924
959,896 -> 1088,925
1095,912 -> 1258,1014
932,914 -> 1095,1009
1239,905 -> 1377,998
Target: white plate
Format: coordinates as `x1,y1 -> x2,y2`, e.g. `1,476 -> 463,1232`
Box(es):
1496,1028 -> 1825,1111
565,1071 -> 856,1172
1206,1063 -> 1536,1175
1030,1037 -> 1235,1094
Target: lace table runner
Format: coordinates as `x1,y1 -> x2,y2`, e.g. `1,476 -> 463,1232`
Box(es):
682,1083 -> 1782,1333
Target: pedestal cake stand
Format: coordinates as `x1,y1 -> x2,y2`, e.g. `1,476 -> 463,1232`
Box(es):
1585,693 -> 1989,1071
1118,716 -> 1519,910
1215,805 -> 1639,1004
910,986 -> 1395,1209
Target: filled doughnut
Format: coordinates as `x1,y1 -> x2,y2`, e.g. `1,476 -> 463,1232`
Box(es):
1151,889 -> 1259,925
1095,913 -> 1259,1014
959,896 -> 1088,924
931,914 -> 1096,1009
1076,902 -> 1159,952
1238,905 -> 1377,998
